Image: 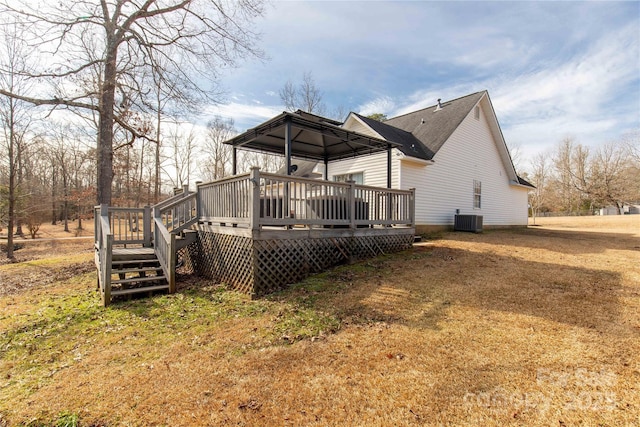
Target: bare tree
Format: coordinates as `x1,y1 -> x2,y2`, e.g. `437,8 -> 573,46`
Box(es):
529,152 -> 550,224
165,123 -> 196,189
590,142 -> 628,214
507,141 -> 524,176
279,71 -> 326,115
553,137 -> 579,214
0,21 -> 35,259
200,116 -> 236,181
0,0 -> 265,205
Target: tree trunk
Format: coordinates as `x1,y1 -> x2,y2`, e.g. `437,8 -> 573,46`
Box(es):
51,164 -> 57,225
14,139 -> 23,236
97,37 -> 117,206
63,200 -> 69,232
155,92 -> 161,203
7,108 -> 15,260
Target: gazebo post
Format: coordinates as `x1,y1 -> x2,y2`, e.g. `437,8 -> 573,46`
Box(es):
387,144 -> 392,188
232,147 -> 237,175
284,116 -> 292,175
284,116 -> 292,218
324,155 -> 329,180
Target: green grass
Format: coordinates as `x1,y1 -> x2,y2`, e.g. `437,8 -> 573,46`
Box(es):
0,271 -> 343,424
15,411 -> 79,427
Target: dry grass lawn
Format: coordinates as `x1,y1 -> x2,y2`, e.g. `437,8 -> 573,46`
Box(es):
0,215 -> 639,426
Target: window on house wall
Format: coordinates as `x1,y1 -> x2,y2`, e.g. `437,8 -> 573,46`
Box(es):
474,106 -> 480,120
473,180 -> 482,209
333,172 -> 364,185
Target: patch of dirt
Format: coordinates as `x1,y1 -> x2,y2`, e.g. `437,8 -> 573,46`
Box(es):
0,260 -> 94,297
0,240 -> 92,266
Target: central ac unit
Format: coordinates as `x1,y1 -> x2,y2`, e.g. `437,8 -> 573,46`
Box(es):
454,214 -> 483,233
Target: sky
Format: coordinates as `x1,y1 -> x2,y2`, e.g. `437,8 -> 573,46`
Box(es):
202,0 -> 640,171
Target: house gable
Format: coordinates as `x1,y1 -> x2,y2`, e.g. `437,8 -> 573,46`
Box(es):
385,92 -> 485,160
383,91 -> 522,186
412,97 -> 528,225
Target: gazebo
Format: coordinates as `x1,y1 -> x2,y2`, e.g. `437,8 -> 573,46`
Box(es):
224,110 -> 399,188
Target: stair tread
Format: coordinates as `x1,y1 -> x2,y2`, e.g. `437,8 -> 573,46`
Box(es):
112,275 -> 166,285
111,284 -> 170,296
111,259 -> 159,265
112,266 -> 162,274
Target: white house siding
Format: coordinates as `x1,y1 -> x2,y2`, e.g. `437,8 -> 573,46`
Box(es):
397,160 -> 429,222
419,105 -> 528,226
327,151 -> 400,189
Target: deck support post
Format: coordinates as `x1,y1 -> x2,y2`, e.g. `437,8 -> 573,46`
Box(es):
250,167 -> 261,231
348,180 -> 356,230
409,188 -> 416,227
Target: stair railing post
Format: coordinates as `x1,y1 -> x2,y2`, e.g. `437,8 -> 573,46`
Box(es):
249,167 -> 261,232
103,234 -> 112,306
169,233 -> 177,293
143,205 -> 152,247
100,203 -> 109,221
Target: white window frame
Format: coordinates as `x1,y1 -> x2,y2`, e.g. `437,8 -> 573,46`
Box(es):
473,180 -> 481,209
333,172 -> 364,185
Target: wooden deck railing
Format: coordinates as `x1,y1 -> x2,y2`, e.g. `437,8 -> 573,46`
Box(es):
95,206 -> 152,246
198,173 -> 252,226
197,167 -> 415,230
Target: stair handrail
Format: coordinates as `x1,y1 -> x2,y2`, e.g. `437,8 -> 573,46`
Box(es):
153,214 -> 176,294
153,184 -> 191,211
150,185 -> 198,295
94,204 -> 113,305
157,192 -> 198,235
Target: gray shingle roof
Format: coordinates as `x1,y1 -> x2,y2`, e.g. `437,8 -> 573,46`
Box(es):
517,176 -> 536,188
384,91 -> 486,160
353,113 -> 433,160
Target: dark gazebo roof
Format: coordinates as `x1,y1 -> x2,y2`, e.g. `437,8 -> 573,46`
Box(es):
224,110 -> 401,162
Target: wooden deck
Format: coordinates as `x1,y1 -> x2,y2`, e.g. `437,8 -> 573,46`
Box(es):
95,171 -> 416,304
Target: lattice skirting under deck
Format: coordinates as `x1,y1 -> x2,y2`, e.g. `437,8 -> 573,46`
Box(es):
187,230 -> 414,297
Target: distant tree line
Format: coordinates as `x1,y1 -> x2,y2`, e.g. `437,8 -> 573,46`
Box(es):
526,132 -> 640,221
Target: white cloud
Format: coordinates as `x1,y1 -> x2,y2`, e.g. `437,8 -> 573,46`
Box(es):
357,96 -> 396,116
384,22 -> 639,160
202,102 -> 283,131
491,23 -> 639,143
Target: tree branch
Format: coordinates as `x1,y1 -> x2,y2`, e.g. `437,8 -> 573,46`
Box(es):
0,89 -> 99,111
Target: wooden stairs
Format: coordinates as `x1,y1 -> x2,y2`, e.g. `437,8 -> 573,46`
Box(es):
95,187 -> 199,306
109,248 -> 168,297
